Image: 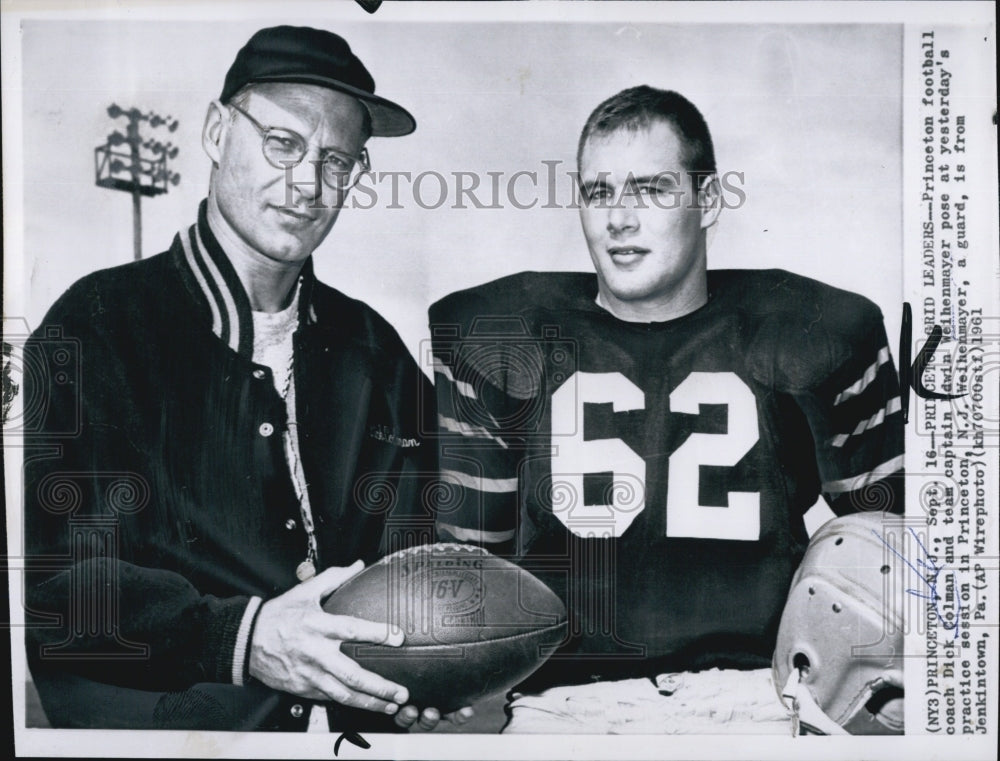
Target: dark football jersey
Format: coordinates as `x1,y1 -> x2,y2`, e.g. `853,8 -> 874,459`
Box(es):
429,270 -> 904,683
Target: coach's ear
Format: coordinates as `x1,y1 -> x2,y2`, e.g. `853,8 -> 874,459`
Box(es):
202,100 -> 228,165
697,173 -> 722,229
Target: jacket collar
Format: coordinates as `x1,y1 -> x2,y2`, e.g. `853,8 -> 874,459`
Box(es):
171,199 -> 319,359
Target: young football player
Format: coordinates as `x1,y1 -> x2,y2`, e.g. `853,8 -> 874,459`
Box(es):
429,86 -> 904,733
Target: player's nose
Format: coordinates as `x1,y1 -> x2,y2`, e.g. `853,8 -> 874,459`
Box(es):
607,202 -> 639,235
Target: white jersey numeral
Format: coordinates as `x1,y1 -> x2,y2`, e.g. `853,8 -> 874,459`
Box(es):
551,372 -> 646,537
665,372 -> 760,540
550,371 -> 760,541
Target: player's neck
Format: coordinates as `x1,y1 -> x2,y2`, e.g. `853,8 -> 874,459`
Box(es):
597,276 -> 708,323
206,195 -> 305,313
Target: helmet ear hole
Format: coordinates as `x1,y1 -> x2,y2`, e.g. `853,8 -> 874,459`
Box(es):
793,652 -> 811,676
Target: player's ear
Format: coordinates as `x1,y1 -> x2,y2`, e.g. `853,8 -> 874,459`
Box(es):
202,100 -> 229,165
697,173 -> 722,229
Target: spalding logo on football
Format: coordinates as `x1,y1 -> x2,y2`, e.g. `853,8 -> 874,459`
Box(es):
322,543 -> 567,711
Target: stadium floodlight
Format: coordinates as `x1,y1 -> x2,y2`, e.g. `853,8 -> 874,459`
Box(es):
95,104 -> 181,260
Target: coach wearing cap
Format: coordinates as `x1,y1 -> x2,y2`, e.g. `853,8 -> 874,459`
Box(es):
24,26 -> 461,732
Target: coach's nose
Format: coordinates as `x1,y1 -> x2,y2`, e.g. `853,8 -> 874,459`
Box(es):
286,154 -> 326,205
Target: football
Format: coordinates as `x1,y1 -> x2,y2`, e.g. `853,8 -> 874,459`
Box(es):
322,543 -> 567,712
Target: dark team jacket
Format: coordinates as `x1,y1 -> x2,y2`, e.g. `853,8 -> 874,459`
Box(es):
429,270 -> 904,687
23,201 -> 435,730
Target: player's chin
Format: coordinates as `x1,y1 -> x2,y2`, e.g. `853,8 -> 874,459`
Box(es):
600,276 -> 660,304
597,255 -> 657,288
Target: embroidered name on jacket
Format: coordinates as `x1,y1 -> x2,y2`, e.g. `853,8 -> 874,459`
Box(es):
369,424 -> 420,447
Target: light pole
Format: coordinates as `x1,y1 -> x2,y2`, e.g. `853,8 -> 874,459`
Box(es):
95,104 -> 180,260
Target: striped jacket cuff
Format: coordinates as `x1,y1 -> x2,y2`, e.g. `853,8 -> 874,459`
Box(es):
232,596 -> 263,686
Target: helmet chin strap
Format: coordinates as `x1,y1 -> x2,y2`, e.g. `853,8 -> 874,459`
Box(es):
839,676 -> 905,735
781,667 -> 906,736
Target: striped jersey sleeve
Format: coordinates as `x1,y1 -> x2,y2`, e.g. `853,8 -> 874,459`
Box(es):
429,319 -> 529,548
796,318 -> 905,515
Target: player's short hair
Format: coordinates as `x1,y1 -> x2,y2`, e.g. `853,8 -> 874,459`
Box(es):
577,86 -> 716,175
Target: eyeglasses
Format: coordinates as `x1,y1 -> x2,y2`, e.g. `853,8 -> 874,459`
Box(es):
228,103 -> 371,191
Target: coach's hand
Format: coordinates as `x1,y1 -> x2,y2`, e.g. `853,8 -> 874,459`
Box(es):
249,561 -> 409,714
393,704 -> 476,731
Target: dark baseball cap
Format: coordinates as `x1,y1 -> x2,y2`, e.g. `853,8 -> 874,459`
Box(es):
220,26 -> 415,137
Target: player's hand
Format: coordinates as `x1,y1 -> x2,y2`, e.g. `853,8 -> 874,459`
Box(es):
248,561 -> 409,714
394,705 -> 476,731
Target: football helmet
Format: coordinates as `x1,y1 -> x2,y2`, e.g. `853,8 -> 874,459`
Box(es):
773,512 -> 905,735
